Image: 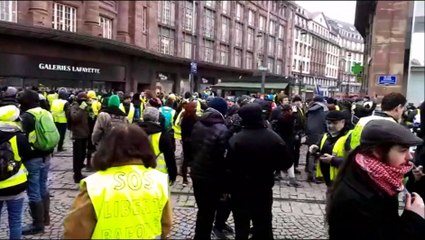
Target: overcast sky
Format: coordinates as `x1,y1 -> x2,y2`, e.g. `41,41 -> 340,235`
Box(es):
296,1 -> 357,24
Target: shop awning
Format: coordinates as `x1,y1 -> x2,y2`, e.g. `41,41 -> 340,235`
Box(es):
212,82 -> 288,91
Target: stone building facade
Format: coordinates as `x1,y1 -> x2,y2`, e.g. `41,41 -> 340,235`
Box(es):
0,0 -> 297,94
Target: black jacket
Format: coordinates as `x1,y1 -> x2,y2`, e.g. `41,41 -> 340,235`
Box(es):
137,121 -> 177,183
190,108 -> 231,185
328,159 -> 425,240
227,126 -> 293,190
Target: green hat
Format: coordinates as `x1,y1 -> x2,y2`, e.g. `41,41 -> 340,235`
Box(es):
108,95 -> 121,108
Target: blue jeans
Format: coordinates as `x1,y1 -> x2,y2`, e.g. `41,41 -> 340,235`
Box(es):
23,157 -> 50,202
0,198 -> 24,239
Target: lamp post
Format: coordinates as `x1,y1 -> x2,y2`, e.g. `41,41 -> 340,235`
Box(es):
189,0 -> 196,93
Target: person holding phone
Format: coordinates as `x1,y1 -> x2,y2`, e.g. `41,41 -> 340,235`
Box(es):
327,120 -> 425,239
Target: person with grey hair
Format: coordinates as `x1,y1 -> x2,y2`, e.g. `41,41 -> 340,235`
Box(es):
137,107 -> 177,184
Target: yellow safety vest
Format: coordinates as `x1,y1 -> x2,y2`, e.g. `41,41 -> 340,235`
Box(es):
173,110 -> 184,140
316,130 -> 352,181
350,115 -> 396,150
82,165 -> 169,239
50,99 -> 67,123
0,135 -> 28,190
335,105 -> 340,111
47,93 -> 58,106
119,103 -> 135,124
149,133 -> 168,175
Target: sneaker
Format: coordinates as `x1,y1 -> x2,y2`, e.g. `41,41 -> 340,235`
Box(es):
213,227 -> 228,239
222,223 -> 234,234
288,178 -> 303,188
182,180 -> 188,187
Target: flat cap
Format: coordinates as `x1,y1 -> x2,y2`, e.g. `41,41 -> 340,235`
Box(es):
326,110 -> 346,121
361,120 -> 423,146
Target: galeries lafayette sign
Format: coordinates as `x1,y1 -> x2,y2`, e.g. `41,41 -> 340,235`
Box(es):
38,63 -> 100,74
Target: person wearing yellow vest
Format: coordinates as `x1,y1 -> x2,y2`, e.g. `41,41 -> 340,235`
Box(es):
137,107 -> 177,184
119,94 -> 135,124
46,91 -> 58,107
50,90 -> 70,152
0,104 -> 31,240
87,90 -> 101,117
350,92 -> 407,151
64,124 -> 173,239
308,111 -> 352,186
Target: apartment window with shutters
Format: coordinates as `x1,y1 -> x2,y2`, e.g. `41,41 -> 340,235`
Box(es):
204,9 -> 215,38
247,28 -> 254,50
277,40 -> 283,58
234,49 -> 242,68
269,21 -> 275,35
158,1 -> 175,26
204,39 -> 214,62
221,16 -> 230,43
142,6 -> 147,33
259,15 -> 265,31
52,2 -> 77,32
276,60 -> 282,74
278,25 -> 284,39
258,35 -> 264,53
99,16 -> 112,39
236,3 -> 243,21
183,1 -> 196,32
246,52 -> 253,69
235,23 -> 243,47
205,1 -> 215,9
248,9 -> 254,26
268,37 -> 275,56
267,58 -> 274,72
182,34 -> 193,59
219,44 -> 229,65
0,0 -> 17,22
158,27 -> 175,55
222,1 -> 230,15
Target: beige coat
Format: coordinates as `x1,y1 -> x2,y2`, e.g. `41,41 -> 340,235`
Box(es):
91,109 -> 129,146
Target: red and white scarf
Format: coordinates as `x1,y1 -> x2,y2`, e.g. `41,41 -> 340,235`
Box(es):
355,153 -> 413,196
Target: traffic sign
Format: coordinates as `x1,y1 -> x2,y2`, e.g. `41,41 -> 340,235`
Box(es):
378,75 -> 397,85
190,62 -> 197,74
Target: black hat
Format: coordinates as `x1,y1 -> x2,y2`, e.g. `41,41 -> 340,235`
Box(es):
361,120 -> 423,146
326,110 -> 346,121
239,103 -> 263,127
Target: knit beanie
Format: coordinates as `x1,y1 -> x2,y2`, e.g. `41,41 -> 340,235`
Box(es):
108,95 -> 121,108
143,107 -> 160,122
208,97 -> 228,116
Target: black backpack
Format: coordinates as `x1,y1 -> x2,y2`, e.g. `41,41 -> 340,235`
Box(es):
0,134 -> 21,181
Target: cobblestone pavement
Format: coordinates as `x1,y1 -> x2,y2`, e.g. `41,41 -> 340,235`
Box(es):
0,135 -> 329,239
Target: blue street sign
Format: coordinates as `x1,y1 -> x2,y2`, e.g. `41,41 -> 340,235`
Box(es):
378,75 -> 397,85
190,62 -> 197,74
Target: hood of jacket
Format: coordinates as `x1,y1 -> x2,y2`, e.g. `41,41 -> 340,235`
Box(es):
100,106 -> 127,117
138,121 -> 162,135
308,102 -> 329,113
199,108 -> 225,126
58,91 -> 69,100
